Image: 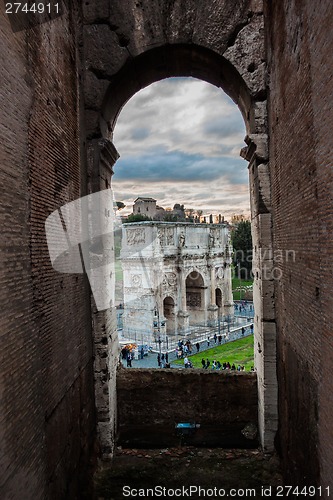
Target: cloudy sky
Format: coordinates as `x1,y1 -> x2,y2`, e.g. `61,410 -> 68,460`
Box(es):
112,77 -> 250,220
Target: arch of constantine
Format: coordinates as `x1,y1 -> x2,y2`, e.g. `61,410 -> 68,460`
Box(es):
121,222 -> 234,340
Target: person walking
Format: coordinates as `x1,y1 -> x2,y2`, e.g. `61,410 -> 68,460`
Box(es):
126,352 -> 132,368
196,342 -> 200,353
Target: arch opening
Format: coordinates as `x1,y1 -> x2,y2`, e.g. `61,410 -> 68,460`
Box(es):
186,271 -> 206,326
85,32 -> 276,455
215,288 -> 223,309
163,296 -> 175,334
100,44 -> 255,140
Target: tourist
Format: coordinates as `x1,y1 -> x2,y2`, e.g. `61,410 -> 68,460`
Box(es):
212,360 -> 217,370
207,336 -> 210,346
242,327 -> 245,336
237,364 -> 241,371
218,335 -> 222,344
165,352 -> 169,364
214,333 -> 217,343
126,352 -> 132,368
157,353 -> 161,367
231,363 -> 236,370
206,359 -> 210,369
196,342 -> 200,353
140,346 -> 144,359
184,356 -> 189,368
201,358 -> 205,368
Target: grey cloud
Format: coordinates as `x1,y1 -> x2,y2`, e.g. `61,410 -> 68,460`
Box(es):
131,127 -> 151,140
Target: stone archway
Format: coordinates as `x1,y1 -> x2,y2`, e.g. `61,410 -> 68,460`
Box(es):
185,271 -> 206,326
82,0 -> 276,456
163,296 -> 176,334
216,288 -> 223,309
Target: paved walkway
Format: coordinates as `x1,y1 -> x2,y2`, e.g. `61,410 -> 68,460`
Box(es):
121,328 -> 253,369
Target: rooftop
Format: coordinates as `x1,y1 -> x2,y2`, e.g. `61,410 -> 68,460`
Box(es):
134,197 -> 156,202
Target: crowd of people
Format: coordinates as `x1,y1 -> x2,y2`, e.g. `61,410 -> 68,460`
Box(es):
157,352 -> 170,368
174,327 -> 253,360
234,300 -> 254,314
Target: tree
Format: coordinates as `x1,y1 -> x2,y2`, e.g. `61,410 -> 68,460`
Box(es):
185,208 -> 195,222
163,213 -> 178,222
116,201 -> 125,210
123,213 -> 152,223
231,220 -> 252,280
172,203 -> 186,221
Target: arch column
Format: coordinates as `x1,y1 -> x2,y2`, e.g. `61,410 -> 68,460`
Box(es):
87,138 -> 120,458
177,267 -> 189,334
207,264 -> 218,326
242,133 -> 278,452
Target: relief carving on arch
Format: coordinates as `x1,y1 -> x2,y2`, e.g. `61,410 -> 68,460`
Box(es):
166,227 -> 175,246
186,291 -> 201,308
162,272 -> 177,288
157,228 -> 165,246
127,228 -> 145,246
131,274 -> 142,287
216,267 -> 224,280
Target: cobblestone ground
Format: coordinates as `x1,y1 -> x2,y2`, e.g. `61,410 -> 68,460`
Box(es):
93,447 -> 282,500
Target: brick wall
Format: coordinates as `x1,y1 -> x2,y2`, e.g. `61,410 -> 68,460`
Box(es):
267,0 -> 333,488
117,369 -> 258,448
0,3 -> 96,498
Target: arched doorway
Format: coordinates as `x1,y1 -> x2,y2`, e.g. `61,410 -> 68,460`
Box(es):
83,21 -> 276,454
163,296 -> 175,334
215,288 -> 222,309
186,271 -> 206,326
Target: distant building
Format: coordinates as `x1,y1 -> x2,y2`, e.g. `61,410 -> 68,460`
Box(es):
133,197 -> 158,218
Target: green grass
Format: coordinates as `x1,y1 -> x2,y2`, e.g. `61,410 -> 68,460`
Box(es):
114,259 -> 123,282
172,335 -> 254,371
232,276 -> 253,301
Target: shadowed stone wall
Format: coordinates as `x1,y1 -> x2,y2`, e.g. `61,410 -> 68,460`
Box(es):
117,368 -> 258,448
266,0 -> 333,489
0,3 -> 96,498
